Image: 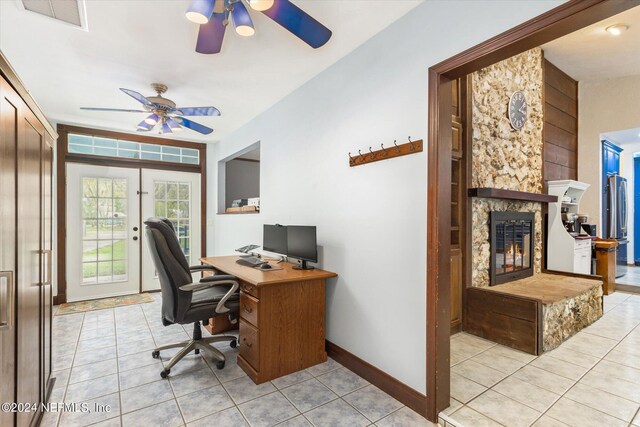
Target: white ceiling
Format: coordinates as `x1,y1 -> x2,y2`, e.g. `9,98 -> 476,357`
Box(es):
0,0 -> 422,143
603,127 -> 640,146
542,5 -> 640,81
237,146 -> 260,161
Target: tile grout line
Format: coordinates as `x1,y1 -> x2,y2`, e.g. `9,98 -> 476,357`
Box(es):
137,301 -> 187,426
536,317 -> 640,426
55,311 -> 86,427
53,297 -> 412,427
449,298 -> 640,427
492,297 -> 640,426
630,405 -> 640,427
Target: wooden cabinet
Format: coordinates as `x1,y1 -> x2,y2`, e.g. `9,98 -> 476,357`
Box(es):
450,78 -> 467,333
0,72 -> 18,427
236,278 -> 329,384
0,53 -> 55,427
450,250 -> 462,328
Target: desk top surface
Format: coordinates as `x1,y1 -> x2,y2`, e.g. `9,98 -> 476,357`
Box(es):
200,256 -> 337,287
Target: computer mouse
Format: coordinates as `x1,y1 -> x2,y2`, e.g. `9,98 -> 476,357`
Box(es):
259,264 -> 272,269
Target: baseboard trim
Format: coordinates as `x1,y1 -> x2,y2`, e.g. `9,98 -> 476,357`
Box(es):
325,340 -> 426,417
614,284 -> 640,294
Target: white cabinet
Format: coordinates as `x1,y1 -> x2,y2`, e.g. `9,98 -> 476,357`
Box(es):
547,180 -> 592,274
574,243 -> 591,274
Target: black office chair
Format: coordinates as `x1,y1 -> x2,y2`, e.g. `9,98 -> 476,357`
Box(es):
144,217 -> 239,378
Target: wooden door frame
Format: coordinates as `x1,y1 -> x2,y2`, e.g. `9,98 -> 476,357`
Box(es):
55,124 -> 208,305
425,0 -> 639,421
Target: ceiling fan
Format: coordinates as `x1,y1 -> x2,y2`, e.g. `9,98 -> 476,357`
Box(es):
186,0 -> 332,54
80,83 -> 219,135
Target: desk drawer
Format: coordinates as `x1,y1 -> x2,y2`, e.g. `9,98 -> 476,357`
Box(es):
240,321 -> 259,370
240,281 -> 258,298
240,293 -> 259,327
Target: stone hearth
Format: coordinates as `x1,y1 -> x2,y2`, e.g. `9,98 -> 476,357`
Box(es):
486,273 -> 603,353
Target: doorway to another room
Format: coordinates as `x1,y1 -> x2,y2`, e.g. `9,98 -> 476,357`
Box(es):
601,129 -> 640,289
57,125 -> 207,304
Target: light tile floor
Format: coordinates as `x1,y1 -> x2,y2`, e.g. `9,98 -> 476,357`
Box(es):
44,293 -> 437,427
616,265 -> 640,288
442,292 -> 640,427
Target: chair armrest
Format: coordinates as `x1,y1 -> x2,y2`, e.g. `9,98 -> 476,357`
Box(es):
179,277 -> 239,315
200,274 -> 236,282
189,264 -> 215,272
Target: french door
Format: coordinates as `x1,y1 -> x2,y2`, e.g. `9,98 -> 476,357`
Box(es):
141,169 -> 201,291
66,164 -> 201,301
66,164 -> 140,301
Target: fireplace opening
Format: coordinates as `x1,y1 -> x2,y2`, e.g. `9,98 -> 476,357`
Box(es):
490,211 -> 535,285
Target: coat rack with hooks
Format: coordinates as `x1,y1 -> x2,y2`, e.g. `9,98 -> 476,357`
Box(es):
349,137 -> 423,167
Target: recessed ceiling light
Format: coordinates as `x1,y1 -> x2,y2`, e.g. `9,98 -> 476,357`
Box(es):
606,24 -> 629,36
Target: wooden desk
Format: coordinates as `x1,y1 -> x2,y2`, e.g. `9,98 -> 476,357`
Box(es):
200,256 -> 337,384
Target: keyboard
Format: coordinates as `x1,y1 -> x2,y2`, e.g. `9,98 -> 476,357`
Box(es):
236,244 -> 260,254
236,256 -> 267,267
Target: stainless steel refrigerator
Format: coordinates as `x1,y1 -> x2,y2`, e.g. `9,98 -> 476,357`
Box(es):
606,174 -> 628,274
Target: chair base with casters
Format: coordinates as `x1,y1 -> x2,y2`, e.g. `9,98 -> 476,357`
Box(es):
152,320 -> 237,378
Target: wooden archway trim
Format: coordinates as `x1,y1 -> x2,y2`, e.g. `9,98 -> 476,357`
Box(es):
425,0 -> 639,421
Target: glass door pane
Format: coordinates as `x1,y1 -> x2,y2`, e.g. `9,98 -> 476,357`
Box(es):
152,180 -> 192,263
81,177 -> 129,284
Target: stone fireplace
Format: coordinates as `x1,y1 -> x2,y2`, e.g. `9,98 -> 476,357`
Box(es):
490,211 -> 534,285
464,48 -> 603,355
469,47 -> 544,288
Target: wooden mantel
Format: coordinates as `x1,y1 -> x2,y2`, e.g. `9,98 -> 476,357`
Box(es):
468,187 -> 558,203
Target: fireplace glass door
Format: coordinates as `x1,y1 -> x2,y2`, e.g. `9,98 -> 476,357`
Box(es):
490,211 -> 535,285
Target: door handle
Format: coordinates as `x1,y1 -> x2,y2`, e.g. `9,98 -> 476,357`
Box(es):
0,271 -> 14,331
133,227 -> 139,232
133,236 -> 139,241
41,250 -> 52,286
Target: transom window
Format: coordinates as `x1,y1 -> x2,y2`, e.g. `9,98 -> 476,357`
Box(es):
68,134 -> 199,165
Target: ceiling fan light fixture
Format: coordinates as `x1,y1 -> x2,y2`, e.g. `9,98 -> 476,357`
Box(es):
166,117 -> 182,132
186,0 -> 215,24
144,113 -> 159,125
136,120 -> 153,131
248,0 -> 274,12
231,1 -> 255,37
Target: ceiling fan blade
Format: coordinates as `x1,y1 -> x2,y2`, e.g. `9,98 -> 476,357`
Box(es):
136,119 -> 154,131
81,107 -> 147,113
175,117 -> 214,135
196,12 -> 226,54
172,106 -> 221,116
120,88 -> 154,107
261,0 -> 332,49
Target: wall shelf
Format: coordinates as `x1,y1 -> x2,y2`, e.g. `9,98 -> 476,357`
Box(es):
468,187 -> 558,203
217,212 -> 260,215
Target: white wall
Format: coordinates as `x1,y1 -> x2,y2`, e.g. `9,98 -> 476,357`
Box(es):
578,75 -> 640,234
620,141 -> 640,263
207,0 -> 563,394
225,160 -> 260,208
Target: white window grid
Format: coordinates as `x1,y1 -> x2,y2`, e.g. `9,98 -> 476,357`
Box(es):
68,134 -> 199,165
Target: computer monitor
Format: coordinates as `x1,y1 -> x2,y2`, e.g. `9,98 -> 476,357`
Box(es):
287,225 -> 317,270
263,224 -> 288,256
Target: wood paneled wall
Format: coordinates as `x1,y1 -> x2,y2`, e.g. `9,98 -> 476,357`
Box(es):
543,59 -> 578,188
